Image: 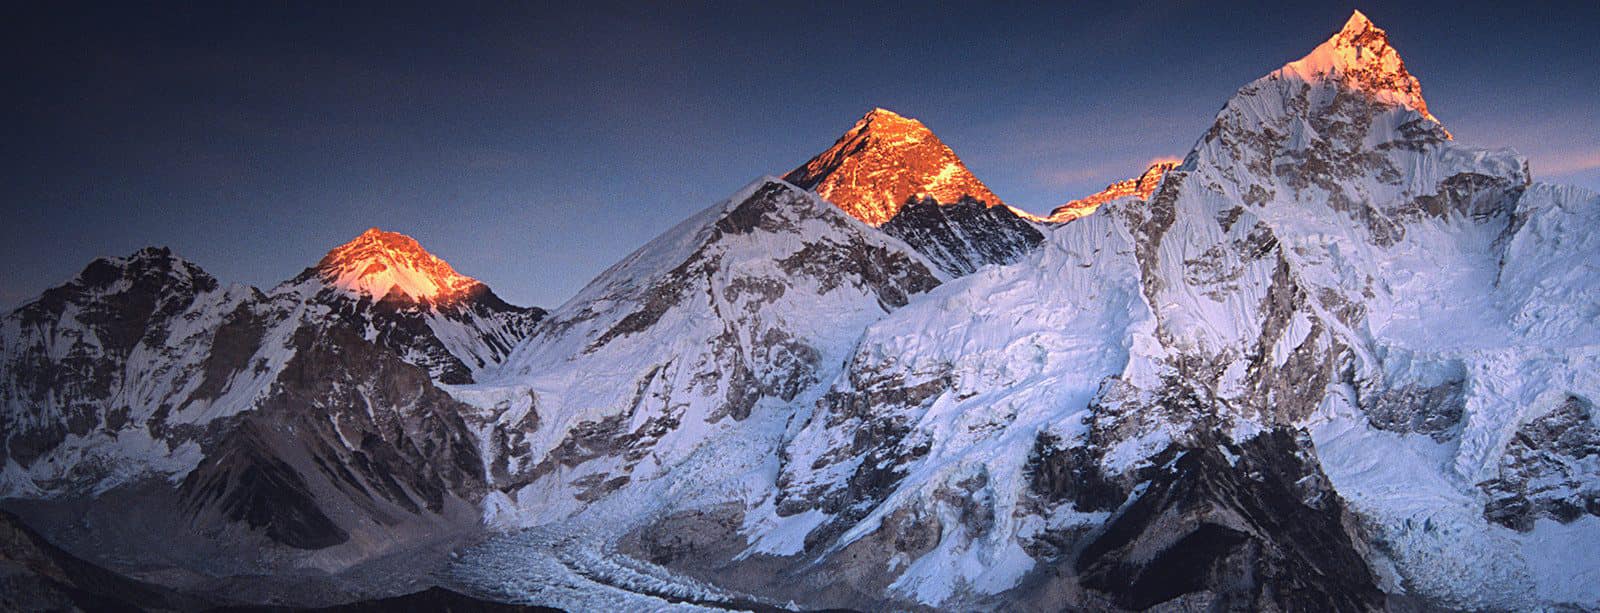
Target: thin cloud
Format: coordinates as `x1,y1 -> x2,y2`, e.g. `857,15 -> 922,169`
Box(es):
1038,156 -> 1183,191
1532,151 -> 1600,177
1038,165 -> 1127,188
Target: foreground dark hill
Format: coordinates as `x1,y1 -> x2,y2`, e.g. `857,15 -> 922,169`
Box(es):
0,509 -> 202,611
1,507 -> 559,612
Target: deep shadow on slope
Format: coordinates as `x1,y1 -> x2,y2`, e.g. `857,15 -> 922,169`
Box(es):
0,508 -> 206,611
3,506 -> 567,613
1071,430 -> 1385,611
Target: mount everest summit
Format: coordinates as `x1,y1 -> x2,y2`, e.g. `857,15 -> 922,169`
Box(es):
2,11 -> 1597,612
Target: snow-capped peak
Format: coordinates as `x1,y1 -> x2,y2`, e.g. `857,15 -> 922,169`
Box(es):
1279,10 -> 1437,123
306,228 -> 480,304
784,107 -> 1004,226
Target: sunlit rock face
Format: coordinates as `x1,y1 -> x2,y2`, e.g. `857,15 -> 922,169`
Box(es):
783,108 -> 1046,277
784,108 -> 1005,226
309,227 -> 481,304
284,228 -> 545,384
1049,159 -> 1178,222
1279,9 -> 1437,124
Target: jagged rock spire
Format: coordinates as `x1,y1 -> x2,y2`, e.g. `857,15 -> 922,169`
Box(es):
1279,10 -> 1436,122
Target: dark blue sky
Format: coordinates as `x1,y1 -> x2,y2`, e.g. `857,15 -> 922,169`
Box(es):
4,1 -> 1597,309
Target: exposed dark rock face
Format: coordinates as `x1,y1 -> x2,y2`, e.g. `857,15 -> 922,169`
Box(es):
188,301 -> 273,405
775,236 -> 941,310
1023,430 -> 1126,515
775,361 -> 950,522
1075,430 -> 1384,612
0,248 -> 226,473
2,232 -> 541,499
506,378 -> 680,497
180,324 -> 487,550
299,282 -> 545,385
180,422 -> 351,550
634,405 -> 1386,612
14,247 -> 220,355
0,240 -> 532,604
1357,375 -> 1467,442
881,197 -> 1046,277
1481,396 -> 1600,531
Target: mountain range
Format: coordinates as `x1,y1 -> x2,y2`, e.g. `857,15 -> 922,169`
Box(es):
2,11 -> 1596,611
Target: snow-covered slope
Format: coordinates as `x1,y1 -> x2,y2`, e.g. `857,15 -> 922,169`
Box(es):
453,11 -> 1599,611
2,10 -> 1594,612
802,10 -> 1597,608
1072,11 -> 1598,608
468,177 -> 940,521
0,248 -> 280,498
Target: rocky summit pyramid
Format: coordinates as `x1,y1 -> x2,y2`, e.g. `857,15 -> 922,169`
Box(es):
285,228 -> 545,383
784,108 -> 1048,277
1283,10 -> 1437,123
1,10 -> 1596,612
784,108 -> 1006,226
304,227 -> 485,304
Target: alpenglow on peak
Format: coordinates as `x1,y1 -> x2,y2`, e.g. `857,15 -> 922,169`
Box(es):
308,228 -> 480,303
1049,159 -> 1180,222
784,107 -> 1005,226
1279,10 -> 1438,123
